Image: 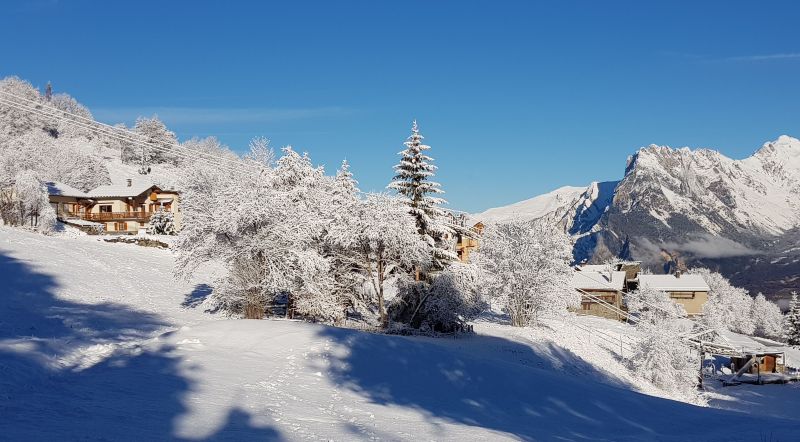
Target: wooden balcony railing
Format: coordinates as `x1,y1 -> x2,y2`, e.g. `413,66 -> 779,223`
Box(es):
83,212 -> 153,222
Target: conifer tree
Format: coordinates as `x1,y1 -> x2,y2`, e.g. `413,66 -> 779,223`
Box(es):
784,292 -> 800,347
44,81 -> 52,102
388,121 -> 456,270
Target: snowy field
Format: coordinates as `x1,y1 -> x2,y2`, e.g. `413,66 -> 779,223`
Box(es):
1,227 -> 799,441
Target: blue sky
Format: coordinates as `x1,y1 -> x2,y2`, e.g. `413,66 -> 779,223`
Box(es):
2,1 -> 799,212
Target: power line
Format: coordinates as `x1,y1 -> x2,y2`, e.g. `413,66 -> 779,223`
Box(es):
0,94 -> 254,178
0,90 -> 262,176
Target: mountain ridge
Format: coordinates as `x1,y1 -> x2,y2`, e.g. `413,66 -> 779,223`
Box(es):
474,135 -> 800,301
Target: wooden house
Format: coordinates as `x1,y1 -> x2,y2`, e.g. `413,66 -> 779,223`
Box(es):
47,178 -> 181,234
456,221 -> 484,263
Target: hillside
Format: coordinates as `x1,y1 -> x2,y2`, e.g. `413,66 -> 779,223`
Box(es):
476,136 -> 800,300
1,227 -> 799,440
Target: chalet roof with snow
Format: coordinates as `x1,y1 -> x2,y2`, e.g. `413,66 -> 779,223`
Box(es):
45,182 -> 88,198
571,270 -> 627,291
638,274 -> 710,292
86,180 -> 161,199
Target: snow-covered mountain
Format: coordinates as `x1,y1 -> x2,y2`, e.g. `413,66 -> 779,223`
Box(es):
475,135 -> 800,299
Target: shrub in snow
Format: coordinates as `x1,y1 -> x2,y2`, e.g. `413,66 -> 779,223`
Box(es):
474,220 -> 576,327
785,292 -> 800,347
147,208 -> 176,235
750,293 -> 783,340
389,262 -> 486,332
689,268 -> 755,335
388,121 -> 457,271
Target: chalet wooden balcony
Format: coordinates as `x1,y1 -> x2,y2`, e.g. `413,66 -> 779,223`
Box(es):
83,212 -> 152,222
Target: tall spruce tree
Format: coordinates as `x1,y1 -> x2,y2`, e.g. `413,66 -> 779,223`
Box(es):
784,292 -> 800,346
389,121 -> 456,271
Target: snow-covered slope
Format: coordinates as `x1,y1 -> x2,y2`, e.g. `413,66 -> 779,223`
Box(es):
477,185 -> 586,223
2,227 -> 800,440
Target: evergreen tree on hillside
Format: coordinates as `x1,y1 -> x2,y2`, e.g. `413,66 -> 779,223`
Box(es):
784,292 -> 800,347
388,121 -> 456,270
44,82 -> 52,101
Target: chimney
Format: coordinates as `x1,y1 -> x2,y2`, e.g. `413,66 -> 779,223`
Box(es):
126,179 -> 132,187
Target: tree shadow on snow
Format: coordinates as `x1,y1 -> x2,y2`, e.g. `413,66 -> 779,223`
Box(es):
182,283 -> 214,309
0,250 -> 281,441
314,325 -> 795,441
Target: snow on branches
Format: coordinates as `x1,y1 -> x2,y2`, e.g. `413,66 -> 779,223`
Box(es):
388,121 -> 457,270
474,219 -> 576,327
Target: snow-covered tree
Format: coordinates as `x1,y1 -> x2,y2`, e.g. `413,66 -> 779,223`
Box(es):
626,283 -> 700,403
474,219 -> 576,327
0,170 -> 56,233
784,292 -> 800,347
132,115 -> 179,166
690,268 -> 755,335
628,320 -> 702,404
750,293 -> 783,340
388,121 -> 456,271
626,285 -> 687,326
328,193 -> 431,326
147,208 -> 176,235
175,143 -> 348,324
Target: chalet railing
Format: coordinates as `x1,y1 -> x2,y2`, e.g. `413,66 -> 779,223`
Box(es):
83,212 -> 152,221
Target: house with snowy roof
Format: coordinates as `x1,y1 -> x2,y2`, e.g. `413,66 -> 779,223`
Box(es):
637,273 -> 709,316
47,177 -> 181,234
571,268 -> 628,321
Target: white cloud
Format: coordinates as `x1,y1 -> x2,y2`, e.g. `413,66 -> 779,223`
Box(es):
723,53 -> 800,62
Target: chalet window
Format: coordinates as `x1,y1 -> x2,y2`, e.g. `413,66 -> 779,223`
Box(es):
670,292 -> 695,299
115,222 -> 127,231
99,205 -> 113,213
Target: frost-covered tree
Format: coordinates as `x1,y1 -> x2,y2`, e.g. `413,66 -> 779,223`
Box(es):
147,208 -> 176,235
175,143 -> 346,324
132,115 -> 179,166
474,220 -> 576,327
628,321 -> 702,404
626,284 -> 700,403
0,170 -> 56,233
328,193 -> 431,326
626,285 -> 686,326
784,292 -> 800,347
690,268 -> 755,335
388,121 -> 456,270
750,293 -> 783,340
0,76 -> 48,140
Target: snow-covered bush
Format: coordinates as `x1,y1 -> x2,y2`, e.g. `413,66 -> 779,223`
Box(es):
390,262 -> 486,332
147,208 -> 176,235
474,220 -> 576,327
750,293 -> 783,340
690,268 -> 755,335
